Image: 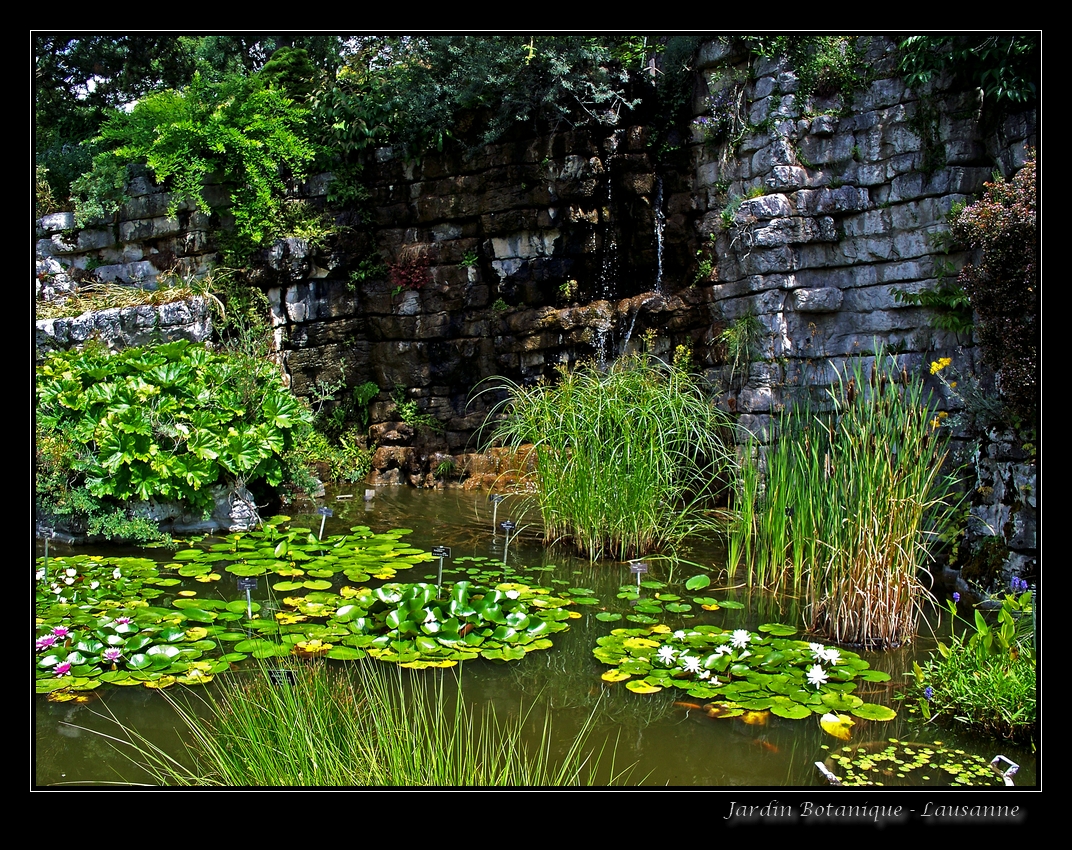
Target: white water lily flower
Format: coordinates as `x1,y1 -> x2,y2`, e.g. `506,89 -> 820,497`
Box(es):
731,629 -> 751,649
65,568 -> 78,578
673,630 -> 686,639
113,568 -> 123,580
90,581 -> 100,590
714,644 -> 732,656
36,569 -> 45,581
810,642 -> 825,660
657,645 -> 677,665
820,647 -> 841,665
681,655 -> 702,674
807,664 -> 828,689
698,669 -> 712,680
505,590 -> 520,599
64,576 -> 75,585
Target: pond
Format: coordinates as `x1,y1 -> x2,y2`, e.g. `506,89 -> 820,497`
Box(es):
34,487 -> 1037,788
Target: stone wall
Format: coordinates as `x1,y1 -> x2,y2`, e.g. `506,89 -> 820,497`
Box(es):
34,36 -> 1036,580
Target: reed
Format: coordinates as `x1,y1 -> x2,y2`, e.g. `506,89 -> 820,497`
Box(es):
486,355 -> 734,560
97,660 -> 625,786
727,352 -> 962,648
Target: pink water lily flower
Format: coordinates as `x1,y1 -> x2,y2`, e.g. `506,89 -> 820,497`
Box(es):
52,626 -> 70,639
54,661 -> 72,677
36,634 -> 57,651
102,648 -> 123,663
114,617 -> 132,625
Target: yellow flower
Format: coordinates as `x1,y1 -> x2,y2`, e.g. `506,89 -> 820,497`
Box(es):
929,357 -> 952,375
949,381 -> 957,388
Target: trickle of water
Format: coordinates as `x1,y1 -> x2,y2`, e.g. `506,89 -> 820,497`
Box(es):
654,176 -> 666,294
620,310 -> 640,356
597,177 -> 618,302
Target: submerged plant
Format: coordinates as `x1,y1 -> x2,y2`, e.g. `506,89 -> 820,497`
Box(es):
728,351 -> 962,648
484,354 -> 734,560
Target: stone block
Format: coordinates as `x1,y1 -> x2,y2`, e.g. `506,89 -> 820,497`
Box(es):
791,287 -> 842,313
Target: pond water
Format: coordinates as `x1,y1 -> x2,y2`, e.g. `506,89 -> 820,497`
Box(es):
34,487 -> 1037,788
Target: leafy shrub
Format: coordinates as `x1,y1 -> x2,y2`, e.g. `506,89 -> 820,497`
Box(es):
36,340 -> 313,533
487,354 -> 733,560
898,35 -> 1038,107
71,72 -> 318,262
949,155 -> 1037,425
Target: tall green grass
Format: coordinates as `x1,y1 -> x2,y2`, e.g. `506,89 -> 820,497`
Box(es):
97,660 -> 629,786
727,352 -> 962,648
486,355 -> 734,560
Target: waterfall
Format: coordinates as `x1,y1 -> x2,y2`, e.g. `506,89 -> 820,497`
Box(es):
597,175 -> 618,302
654,175 -> 665,294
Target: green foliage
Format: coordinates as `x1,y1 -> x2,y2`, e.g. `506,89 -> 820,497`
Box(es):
898,35 -> 1038,107
461,249 -> 480,268
108,659 -> 624,786
911,588 -> 1036,742
728,351 -> 963,648
891,278 -> 973,335
259,46 -> 321,103
949,155 -> 1038,425
718,312 -> 764,390
594,622 -> 894,720
391,386 -> 442,432
486,354 -> 734,560
742,36 -> 871,111
36,341 -> 313,530
71,72 -> 318,262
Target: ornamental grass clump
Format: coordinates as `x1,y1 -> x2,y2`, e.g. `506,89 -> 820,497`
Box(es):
728,351 -> 962,648
486,355 -> 733,560
99,660 -> 625,786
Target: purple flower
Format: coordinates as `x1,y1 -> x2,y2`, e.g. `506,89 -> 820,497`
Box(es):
952,592 -> 960,603
52,626 -> 70,639
924,686 -> 934,701
114,617 -> 132,625
102,647 -> 122,663
36,634 -> 57,651
1010,577 -> 1029,593
54,661 -> 71,677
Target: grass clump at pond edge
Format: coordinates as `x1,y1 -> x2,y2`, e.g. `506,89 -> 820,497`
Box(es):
485,354 -> 734,561
99,659 -> 631,786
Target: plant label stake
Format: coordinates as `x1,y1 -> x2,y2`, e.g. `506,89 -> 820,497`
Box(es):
490,494 -> 505,533
432,546 -> 451,596
317,506 -> 333,541
500,520 -> 515,563
237,577 -> 258,620
630,561 -> 648,589
269,668 -> 297,686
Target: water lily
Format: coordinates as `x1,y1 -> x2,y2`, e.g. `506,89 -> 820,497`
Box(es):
657,645 -> 677,665
714,644 -> 732,657
810,642 -> 825,660
102,647 -> 122,664
819,647 -> 841,665
806,664 -> 828,689
505,589 -> 520,600
698,669 -> 712,680
113,568 -> 123,580
65,568 -> 78,578
115,617 -> 132,625
36,568 -> 45,581
52,626 -> 70,639
36,634 -> 57,651
64,576 -> 75,585
731,629 -> 751,649
681,655 -> 702,674
673,630 -> 687,639
54,661 -> 72,677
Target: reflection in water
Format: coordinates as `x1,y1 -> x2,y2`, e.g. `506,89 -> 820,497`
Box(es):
35,488 -> 1036,787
